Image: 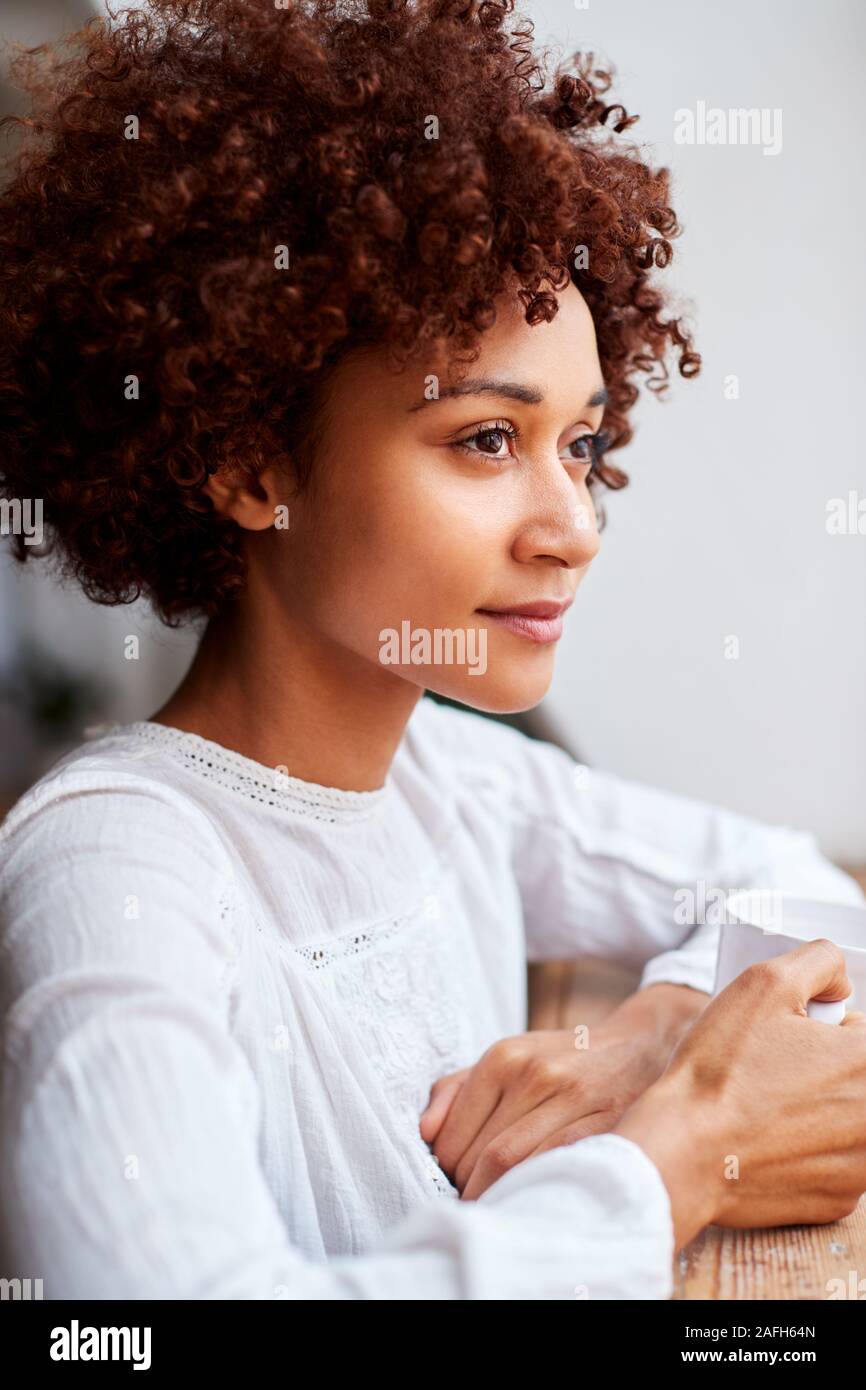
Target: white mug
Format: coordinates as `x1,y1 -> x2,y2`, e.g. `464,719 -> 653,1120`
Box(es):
713,889 -> 866,1025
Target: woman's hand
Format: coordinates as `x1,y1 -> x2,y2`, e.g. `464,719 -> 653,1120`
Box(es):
419,982 -> 710,1200
615,940 -> 866,1251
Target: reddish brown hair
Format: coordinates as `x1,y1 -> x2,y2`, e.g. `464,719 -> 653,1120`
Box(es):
0,0 -> 700,626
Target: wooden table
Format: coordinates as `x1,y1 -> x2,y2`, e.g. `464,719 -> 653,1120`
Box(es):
527,866 -> 866,1300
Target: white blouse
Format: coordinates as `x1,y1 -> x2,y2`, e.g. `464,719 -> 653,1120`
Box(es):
0,695 -> 862,1300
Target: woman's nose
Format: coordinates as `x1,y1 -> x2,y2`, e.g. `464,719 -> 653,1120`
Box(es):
511,466 -> 601,570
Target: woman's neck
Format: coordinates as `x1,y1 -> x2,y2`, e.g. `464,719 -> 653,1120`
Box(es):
149,602 -> 423,792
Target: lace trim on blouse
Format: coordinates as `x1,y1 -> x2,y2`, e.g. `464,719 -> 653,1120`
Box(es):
91,720 -> 392,824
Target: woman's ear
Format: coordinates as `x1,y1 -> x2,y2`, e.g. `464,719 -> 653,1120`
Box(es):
203,460 -> 295,532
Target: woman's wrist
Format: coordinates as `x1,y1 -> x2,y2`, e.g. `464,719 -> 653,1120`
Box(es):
601,982 -> 710,1059
613,1076 -> 723,1251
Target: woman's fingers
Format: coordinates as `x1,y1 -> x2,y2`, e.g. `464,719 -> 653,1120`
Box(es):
459,1101 -> 614,1201
524,1108 -> 615,1159
451,1081 -> 570,1192
448,1044 -> 588,1190
426,1034 -> 589,1186
418,1068 -> 470,1143
425,1059 -> 505,1179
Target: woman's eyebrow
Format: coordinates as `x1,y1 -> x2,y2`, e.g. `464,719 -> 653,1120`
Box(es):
406,378 -> 608,412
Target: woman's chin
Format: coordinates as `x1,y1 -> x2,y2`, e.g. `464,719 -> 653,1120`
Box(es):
421,662 -> 555,716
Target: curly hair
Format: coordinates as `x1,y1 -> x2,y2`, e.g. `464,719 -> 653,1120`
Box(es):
0,0 -> 700,627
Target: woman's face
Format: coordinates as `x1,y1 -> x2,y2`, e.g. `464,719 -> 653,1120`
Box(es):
253,279 -> 605,713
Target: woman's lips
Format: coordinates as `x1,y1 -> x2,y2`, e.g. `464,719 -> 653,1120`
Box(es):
475,600 -> 572,645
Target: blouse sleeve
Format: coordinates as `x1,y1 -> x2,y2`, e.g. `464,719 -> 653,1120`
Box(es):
419,701 -> 866,995
0,771 -> 674,1300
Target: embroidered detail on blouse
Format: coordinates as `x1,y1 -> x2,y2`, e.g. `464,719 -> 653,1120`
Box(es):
301,905 -> 477,1202
102,721 -> 391,823
293,916 -> 418,971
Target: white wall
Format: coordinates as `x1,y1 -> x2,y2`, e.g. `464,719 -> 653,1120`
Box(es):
530,0 -> 865,861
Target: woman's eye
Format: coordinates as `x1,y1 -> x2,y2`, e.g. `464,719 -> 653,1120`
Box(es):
567,436 -> 594,462
566,428 -> 610,471
452,421 -> 517,459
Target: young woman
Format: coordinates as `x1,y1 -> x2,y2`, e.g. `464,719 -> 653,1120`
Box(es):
1,0 -> 865,1300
